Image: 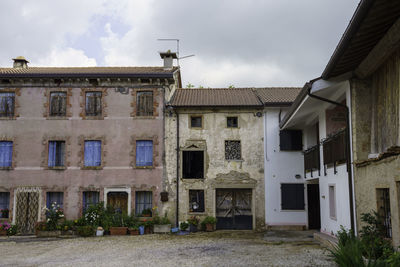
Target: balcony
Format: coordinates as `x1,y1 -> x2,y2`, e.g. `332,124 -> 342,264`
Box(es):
304,144 -> 320,178
322,129 -> 346,175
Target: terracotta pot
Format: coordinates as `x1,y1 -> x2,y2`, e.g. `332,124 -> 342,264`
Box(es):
109,227 -> 128,235
0,229 -> 7,236
205,223 -> 215,232
129,229 -> 139,235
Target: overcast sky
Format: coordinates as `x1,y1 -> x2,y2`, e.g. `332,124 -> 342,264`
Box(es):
0,0 -> 359,87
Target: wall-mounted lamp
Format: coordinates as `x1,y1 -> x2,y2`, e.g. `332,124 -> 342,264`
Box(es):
295,174 -> 302,179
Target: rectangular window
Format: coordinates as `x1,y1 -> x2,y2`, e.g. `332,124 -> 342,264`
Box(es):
0,141 -> 13,168
48,141 -> 65,167
227,117 -> 238,128
85,92 -> 102,116
84,140 -> 101,167
190,115 -> 202,128
135,191 -> 152,216
280,130 -> 303,151
0,192 -> 10,218
376,188 -> 392,238
281,183 -> 305,210
49,92 -> 67,116
136,140 -> 153,167
136,91 -> 153,116
0,92 -> 15,117
46,192 -> 64,209
82,191 -> 99,214
182,151 -> 204,179
189,190 -> 205,212
225,140 -> 241,160
329,185 -> 336,219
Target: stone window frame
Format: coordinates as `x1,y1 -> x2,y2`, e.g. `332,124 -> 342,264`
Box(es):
43,88 -> 72,119
132,185 -> 157,217
78,135 -> 107,170
180,140 -> 207,180
79,88 -> 108,120
0,136 -> 17,170
225,140 -> 242,161
78,187 -> 102,217
131,88 -> 159,119
130,135 -> 159,169
189,114 -> 203,129
0,88 -> 20,120
41,136 -> 71,170
40,186 -> 68,221
188,189 -> 206,214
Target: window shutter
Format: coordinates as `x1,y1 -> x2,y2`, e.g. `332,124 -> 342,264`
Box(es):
60,94 -> 67,116
48,141 -> 56,167
136,140 -> 153,166
145,93 -> 153,116
0,142 -> 12,167
95,94 -> 102,115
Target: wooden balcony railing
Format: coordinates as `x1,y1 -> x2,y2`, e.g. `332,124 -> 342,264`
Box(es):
303,144 -> 320,178
322,129 -> 347,175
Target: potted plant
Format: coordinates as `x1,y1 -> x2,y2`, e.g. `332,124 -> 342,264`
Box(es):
180,221 -> 189,232
109,213 -> 128,235
153,214 -> 172,234
202,216 -> 217,232
0,222 -> 11,236
141,208 -> 152,217
128,225 -> 140,235
187,216 -> 200,232
36,202 -> 64,237
127,215 -> 140,235
1,208 -> 9,218
143,219 -> 154,234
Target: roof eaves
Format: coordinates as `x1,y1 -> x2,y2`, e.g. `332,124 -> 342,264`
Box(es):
0,72 -> 175,79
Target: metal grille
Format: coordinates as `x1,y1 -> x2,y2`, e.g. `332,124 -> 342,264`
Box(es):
49,92 -> 67,116
225,141 -> 241,160
0,92 -> 15,117
85,92 -> 102,116
377,188 -> 392,238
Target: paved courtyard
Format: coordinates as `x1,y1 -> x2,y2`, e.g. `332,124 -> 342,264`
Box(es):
0,231 -> 335,267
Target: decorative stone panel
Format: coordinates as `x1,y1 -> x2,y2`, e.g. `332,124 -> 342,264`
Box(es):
79,88 -> 108,120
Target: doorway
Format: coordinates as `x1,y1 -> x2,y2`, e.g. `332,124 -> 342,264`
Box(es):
307,184 -> 321,230
15,190 -> 40,234
107,192 -> 128,214
216,189 -> 252,230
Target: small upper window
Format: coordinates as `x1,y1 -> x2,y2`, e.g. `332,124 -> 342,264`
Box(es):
0,92 -> 15,117
0,141 -> 13,168
227,117 -> 238,128
137,91 -> 153,116
280,130 -> 302,151
48,141 -> 65,167
49,92 -> 67,117
225,140 -> 241,160
84,140 -> 102,167
190,116 -> 202,128
85,92 -> 102,117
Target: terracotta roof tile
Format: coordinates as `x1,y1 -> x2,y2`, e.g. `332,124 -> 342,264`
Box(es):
255,87 -> 302,105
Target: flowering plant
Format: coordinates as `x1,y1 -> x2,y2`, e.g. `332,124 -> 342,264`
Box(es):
0,221 -> 11,231
187,216 -> 200,226
43,202 -> 64,231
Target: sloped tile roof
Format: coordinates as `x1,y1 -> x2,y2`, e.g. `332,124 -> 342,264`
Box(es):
0,66 -> 179,78
170,87 -> 301,107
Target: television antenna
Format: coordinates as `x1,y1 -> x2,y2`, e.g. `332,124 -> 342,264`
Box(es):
157,38 -> 194,66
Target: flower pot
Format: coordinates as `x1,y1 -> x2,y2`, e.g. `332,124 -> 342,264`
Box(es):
189,224 -> 198,232
205,223 -> 215,232
109,227 -> 128,235
153,224 -> 171,234
0,229 -> 7,236
36,230 -> 61,238
129,229 -> 139,235
96,229 -> 104,236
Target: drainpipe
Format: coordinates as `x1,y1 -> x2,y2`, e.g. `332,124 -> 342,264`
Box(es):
175,111 -> 180,228
306,85 -> 355,232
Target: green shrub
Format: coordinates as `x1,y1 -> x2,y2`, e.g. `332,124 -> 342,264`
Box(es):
180,222 -> 189,231
7,224 -> 18,236
76,226 -> 94,237
330,234 -> 365,267
202,216 -> 217,225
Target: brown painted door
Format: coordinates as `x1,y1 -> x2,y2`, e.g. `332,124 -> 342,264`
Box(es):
216,189 -> 252,230
107,192 -> 128,214
16,192 -> 39,234
307,184 -> 321,230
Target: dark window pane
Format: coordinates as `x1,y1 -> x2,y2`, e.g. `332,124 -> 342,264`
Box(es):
225,141 -> 241,160
82,191 -> 99,214
189,190 -> 205,212
280,130 -> 303,151
48,141 -> 65,167
0,141 -> 13,167
281,183 -> 304,210
49,92 -> 67,116
182,151 -> 204,179
135,191 -> 152,216
0,192 -> 10,218
85,92 -> 102,116
137,91 -> 153,116
0,92 -> 15,117
190,116 -> 202,128
227,117 -> 238,128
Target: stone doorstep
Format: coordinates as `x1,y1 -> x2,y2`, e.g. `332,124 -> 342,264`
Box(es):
266,225 -> 306,231
313,232 -> 338,250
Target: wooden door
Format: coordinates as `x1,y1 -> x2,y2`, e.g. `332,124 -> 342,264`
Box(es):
307,184 -> 321,230
216,189 -> 252,230
107,192 -> 128,214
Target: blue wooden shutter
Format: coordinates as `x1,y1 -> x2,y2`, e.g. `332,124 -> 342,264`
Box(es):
136,140 -> 153,166
0,141 -> 12,167
48,141 -> 56,167
84,141 -> 101,166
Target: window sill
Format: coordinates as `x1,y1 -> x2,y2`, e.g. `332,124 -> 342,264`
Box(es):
188,212 -> 206,215
82,116 -> 104,120
330,216 -> 337,221
225,159 -> 243,162
280,209 -> 306,212
47,116 -> 69,120
134,166 -> 154,169
48,166 -> 66,171
0,117 -> 16,120
81,166 -> 103,170
133,116 -> 155,119
0,167 -> 13,170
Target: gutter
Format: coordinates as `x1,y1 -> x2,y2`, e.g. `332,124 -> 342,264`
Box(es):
175,111 -> 180,228
306,83 -> 355,232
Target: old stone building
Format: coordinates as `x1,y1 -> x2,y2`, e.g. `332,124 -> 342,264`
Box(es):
0,53 -> 181,233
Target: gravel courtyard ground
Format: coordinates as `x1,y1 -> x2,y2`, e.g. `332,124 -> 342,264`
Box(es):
0,231 -> 335,267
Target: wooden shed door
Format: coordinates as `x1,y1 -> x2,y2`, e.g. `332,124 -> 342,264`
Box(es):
216,189 -> 252,230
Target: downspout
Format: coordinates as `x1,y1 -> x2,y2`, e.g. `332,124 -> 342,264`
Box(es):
306,85 -> 355,232
175,111 -> 180,228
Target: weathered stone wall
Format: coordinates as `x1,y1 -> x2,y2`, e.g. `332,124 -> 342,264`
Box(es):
0,84 -> 169,222
164,109 -> 265,230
